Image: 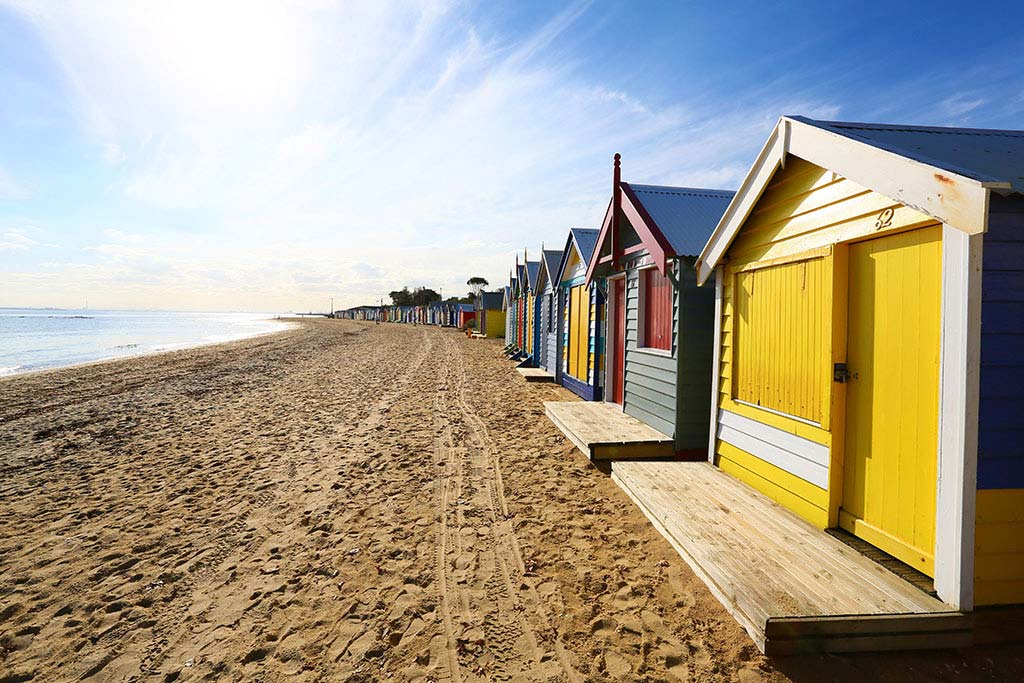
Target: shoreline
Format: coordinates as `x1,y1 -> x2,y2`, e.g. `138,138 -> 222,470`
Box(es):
0,317 -> 301,382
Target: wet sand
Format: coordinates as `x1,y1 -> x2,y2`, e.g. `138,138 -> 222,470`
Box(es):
1,319 -> 1021,682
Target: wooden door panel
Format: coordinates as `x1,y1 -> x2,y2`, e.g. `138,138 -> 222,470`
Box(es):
841,225 -> 942,576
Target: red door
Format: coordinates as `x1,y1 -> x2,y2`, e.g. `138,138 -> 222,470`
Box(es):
612,278 -> 626,404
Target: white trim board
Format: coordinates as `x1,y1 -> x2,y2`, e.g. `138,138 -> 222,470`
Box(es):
696,116 -> 994,284
933,225 -> 982,610
709,267 -> 723,463
717,409 -> 830,490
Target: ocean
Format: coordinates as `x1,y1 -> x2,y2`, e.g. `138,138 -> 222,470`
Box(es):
0,309 -> 294,377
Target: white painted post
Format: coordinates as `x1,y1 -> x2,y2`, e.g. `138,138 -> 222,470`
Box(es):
708,266 -> 724,464
934,225 -> 982,610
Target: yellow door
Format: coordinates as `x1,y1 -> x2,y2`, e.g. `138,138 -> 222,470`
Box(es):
575,285 -> 590,381
568,286 -> 581,378
840,225 -> 942,577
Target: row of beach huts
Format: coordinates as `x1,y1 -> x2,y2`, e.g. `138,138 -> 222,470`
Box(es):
337,301 -> 480,328
340,116 -> 1024,652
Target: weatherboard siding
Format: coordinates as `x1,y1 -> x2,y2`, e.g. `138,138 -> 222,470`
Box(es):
978,194 -> 1024,490
623,259 -> 677,440
974,193 -> 1024,606
728,156 -> 933,265
545,289 -> 559,377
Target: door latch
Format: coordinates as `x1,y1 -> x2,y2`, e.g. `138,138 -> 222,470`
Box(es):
834,362 -> 851,383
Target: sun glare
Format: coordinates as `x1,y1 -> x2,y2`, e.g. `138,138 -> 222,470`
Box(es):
141,2 -> 301,112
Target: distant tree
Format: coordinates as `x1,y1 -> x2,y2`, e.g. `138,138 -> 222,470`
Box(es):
411,287 -> 441,306
390,286 -> 445,306
467,276 -> 489,298
389,287 -> 413,306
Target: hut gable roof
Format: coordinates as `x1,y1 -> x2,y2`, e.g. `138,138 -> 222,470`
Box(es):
536,248 -> 564,292
556,228 -> 599,284
695,115 -> 1024,284
625,184 -> 735,256
585,156 -> 733,285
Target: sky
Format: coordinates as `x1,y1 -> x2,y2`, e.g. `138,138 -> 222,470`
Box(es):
1,1 -> 1023,312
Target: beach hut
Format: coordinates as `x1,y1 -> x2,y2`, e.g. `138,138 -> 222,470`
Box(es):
523,257 -> 541,361
585,155 -> 734,455
696,115 -> 1024,610
476,291 -> 506,338
535,248 -> 564,377
516,261 -> 528,352
456,303 -> 475,329
502,285 -> 514,343
506,274 -> 519,350
555,228 -> 603,400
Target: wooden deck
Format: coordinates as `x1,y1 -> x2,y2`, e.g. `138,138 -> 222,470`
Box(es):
611,460 -> 971,655
544,401 -> 673,459
516,367 -> 554,382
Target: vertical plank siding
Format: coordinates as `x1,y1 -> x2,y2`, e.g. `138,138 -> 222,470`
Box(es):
733,257 -> 827,423
841,227 -> 942,576
482,309 -> 505,338
559,281 -> 603,400
975,194 -> 1024,605
643,268 -> 673,350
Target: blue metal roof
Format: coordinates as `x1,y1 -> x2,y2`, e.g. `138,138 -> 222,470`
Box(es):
793,116 -> 1024,195
538,249 -> 563,288
480,291 -> 503,309
570,227 -> 599,267
626,183 -> 735,256
525,260 -> 540,289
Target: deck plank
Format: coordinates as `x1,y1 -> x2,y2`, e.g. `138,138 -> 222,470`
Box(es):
611,460 -> 969,654
544,401 -> 673,460
516,367 -> 554,382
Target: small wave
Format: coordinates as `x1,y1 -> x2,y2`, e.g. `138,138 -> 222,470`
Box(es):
0,365 -> 23,376
15,314 -> 94,319
150,342 -> 193,352
113,343 -> 140,350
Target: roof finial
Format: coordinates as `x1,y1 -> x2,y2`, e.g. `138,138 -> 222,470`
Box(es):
612,153 -> 622,269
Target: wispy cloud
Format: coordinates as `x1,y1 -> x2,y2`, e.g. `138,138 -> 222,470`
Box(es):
942,93 -> 986,118
0,227 -> 58,250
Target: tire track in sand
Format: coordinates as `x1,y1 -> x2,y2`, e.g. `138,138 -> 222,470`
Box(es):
432,330 -> 582,683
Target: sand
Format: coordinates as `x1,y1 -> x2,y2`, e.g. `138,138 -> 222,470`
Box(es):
1,319 -> 1021,682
